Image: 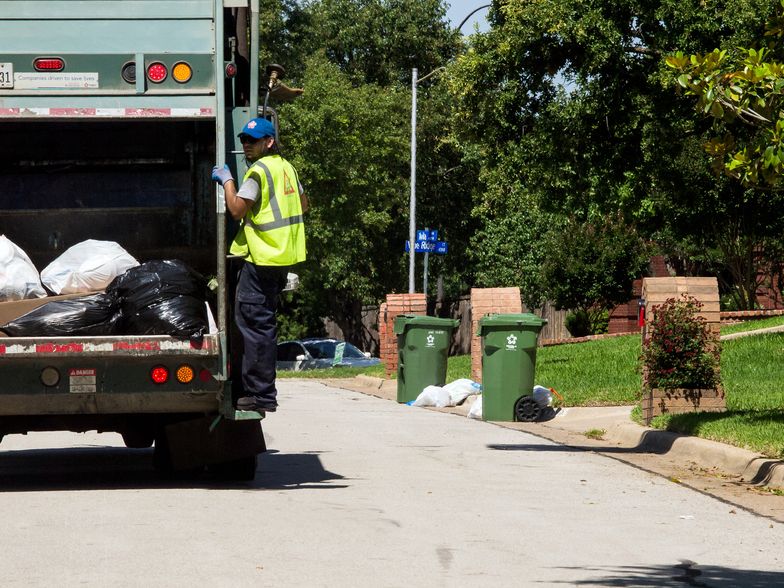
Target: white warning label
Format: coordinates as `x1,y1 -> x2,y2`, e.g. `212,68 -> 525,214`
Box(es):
69,368 -> 96,394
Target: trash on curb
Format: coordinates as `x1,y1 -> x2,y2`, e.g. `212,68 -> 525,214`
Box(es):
467,396 -> 482,419
411,379 -> 483,408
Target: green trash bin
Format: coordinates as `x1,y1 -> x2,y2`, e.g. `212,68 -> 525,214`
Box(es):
478,313 -> 547,421
393,315 -> 459,403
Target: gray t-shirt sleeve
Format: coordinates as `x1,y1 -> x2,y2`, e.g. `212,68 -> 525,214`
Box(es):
238,176 -> 260,202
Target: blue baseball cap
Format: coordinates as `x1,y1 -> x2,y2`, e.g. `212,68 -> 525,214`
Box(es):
238,118 -> 276,139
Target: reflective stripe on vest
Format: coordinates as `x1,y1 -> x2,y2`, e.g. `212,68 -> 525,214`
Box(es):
241,160 -> 304,231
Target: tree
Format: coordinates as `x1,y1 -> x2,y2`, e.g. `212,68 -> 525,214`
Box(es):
278,55 -> 410,342
446,0 -> 781,311
257,0 -> 479,342
302,0 -> 460,86
663,2 -> 784,307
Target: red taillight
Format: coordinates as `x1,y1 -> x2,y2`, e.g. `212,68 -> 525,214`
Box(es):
150,366 -> 169,384
199,368 -> 213,383
34,57 -> 64,71
146,62 -> 167,83
225,62 -> 237,78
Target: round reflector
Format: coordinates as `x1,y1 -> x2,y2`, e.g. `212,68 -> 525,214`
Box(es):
176,364 -> 195,384
172,61 -> 192,83
225,62 -> 237,78
146,62 -> 168,83
150,366 -> 169,384
34,57 -> 64,71
40,367 -> 61,387
121,62 -> 136,84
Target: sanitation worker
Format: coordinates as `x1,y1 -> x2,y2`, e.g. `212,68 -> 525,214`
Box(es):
212,117 -> 308,412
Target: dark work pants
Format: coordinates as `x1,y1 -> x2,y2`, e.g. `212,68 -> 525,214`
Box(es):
233,262 -> 289,406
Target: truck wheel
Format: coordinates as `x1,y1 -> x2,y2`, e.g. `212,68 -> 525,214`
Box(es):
210,455 -> 258,481
152,432 -> 174,474
122,431 -> 155,449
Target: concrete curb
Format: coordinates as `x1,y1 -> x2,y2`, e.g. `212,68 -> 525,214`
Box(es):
336,376 -> 784,490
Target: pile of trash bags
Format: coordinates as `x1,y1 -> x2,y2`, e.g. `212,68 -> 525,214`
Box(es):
410,381 -> 556,421
0,235 -> 210,343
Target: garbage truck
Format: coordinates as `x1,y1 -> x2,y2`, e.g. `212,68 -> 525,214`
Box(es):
0,0 -> 275,478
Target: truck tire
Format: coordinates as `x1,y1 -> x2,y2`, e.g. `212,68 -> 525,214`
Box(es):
210,455 -> 258,481
122,430 -> 155,449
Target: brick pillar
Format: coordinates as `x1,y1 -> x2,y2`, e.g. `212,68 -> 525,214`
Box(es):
470,287 -> 523,382
379,293 -> 427,378
640,277 -> 724,423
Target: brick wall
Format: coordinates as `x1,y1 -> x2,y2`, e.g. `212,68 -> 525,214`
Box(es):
470,287 -> 523,382
379,293 -> 427,378
609,255 -> 670,335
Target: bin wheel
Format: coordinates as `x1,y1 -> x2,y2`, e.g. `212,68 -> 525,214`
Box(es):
514,396 -> 541,422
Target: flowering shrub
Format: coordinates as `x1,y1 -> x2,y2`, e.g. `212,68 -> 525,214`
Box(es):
640,295 -> 721,390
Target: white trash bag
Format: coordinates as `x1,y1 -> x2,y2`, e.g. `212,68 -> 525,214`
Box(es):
412,385 -> 452,408
41,240 -> 139,295
0,235 -> 46,301
467,395 -> 483,419
443,378 -> 482,406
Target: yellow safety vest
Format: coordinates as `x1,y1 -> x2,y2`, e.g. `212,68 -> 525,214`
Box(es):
229,155 -> 307,266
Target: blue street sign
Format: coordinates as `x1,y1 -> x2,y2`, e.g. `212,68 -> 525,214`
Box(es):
405,240 -> 448,254
416,229 -> 438,242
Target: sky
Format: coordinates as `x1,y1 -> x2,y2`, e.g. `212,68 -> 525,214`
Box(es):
445,0 -> 491,33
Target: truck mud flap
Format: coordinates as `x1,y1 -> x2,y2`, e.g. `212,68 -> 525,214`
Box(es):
161,416 -> 265,470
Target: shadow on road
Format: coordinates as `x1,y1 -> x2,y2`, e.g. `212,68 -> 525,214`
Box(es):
0,446 -> 346,492
549,561 -> 784,587
487,428 -> 683,456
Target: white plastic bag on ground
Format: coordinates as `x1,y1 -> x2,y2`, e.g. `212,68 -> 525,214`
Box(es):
412,385 -> 452,407
532,385 -> 553,409
434,386 -> 452,408
467,395 -> 483,419
0,235 -> 46,301
443,378 -> 482,406
41,240 -> 139,294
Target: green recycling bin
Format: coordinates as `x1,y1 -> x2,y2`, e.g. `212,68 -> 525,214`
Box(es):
393,315 -> 459,403
478,313 -> 547,421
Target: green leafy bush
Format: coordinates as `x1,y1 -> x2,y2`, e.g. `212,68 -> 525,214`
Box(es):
565,308 -> 609,337
640,295 -> 721,390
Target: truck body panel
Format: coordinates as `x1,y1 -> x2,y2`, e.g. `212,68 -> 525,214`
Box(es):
0,0 -> 263,473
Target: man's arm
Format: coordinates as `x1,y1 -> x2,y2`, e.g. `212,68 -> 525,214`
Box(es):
300,192 -> 309,213
223,179 -> 253,220
213,164 -> 253,220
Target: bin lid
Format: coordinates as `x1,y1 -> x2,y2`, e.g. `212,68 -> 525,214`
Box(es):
393,314 -> 460,334
477,313 -> 547,331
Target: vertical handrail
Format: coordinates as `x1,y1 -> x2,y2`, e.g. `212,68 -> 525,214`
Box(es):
215,0 -> 228,379
249,0 -> 259,116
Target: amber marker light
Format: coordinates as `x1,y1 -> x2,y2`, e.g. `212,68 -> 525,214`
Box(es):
172,61 -> 192,83
176,364 -> 195,384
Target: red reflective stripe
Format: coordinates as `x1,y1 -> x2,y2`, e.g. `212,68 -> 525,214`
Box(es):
50,108 -> 97,116
124,108 -> 171,116
0,345 -> 5,354
0,108 -> 20,115
113,341 -> 161,351
35,343 -> 84,353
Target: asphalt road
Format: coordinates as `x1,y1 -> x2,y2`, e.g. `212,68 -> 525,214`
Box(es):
1,380 -> 783,587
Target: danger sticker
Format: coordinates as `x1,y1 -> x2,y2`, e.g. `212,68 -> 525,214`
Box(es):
69,368 -> 96,394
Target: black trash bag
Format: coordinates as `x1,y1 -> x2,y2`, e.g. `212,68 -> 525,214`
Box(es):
0,293 -> 120,337
106,260 -> 209,343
